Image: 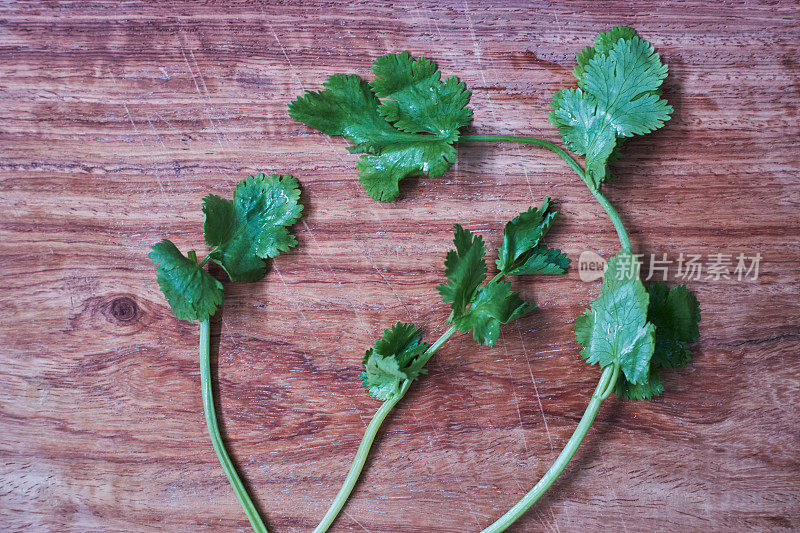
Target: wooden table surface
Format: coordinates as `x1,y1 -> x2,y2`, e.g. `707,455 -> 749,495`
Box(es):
2,1 -> 799,531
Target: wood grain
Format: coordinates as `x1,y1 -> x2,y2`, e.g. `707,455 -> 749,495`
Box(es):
1,1 -> 799,531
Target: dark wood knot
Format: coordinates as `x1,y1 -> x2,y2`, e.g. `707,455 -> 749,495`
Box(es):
109,296 -> 139,323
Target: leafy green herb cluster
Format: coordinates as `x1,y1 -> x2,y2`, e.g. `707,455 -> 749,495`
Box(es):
624,280 -> 701,399
150,173 -> 303,533
441,199 -> 567,345
361,199 -> 567,401
551,27 -> 672,186
314,200 -> 568,532
549,28 -> 697,402
149,25 -> 701,533
151,173 -> 303,320
360,322 -> 429,401
290,26 -> 700,533
289,51 -> 472,201
573,251 -> 700,401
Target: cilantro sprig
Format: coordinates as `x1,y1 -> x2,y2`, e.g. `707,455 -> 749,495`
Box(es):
574,250 -> 656,387
360,322 -> 429,400
292,27 -> 700,533
314,201 -> 569,532
149,173 -> 304,533
289,51 -> 472,201
480,28 -> 699,533
550,31 -> 672,187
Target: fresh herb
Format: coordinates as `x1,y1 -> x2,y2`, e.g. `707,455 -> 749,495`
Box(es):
288,51 -> 472,201
313,201 -> 569,532
150,173 -> 304,533
618,281 -> 700,399
291,27 -> 700,533
482,28 -> 701,533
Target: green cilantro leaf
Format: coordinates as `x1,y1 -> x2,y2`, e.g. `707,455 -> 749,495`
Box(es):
453,281 -> 536,346
574,250 -> 655,385
287,74 -> 390,145
549,88 -> 618,185
647,282 -> 701,368
289,52 -> 472,202
436,224 -> 487,320
149,239 -> 224,322
510,247 -> 571,275
570,27 -> 640,182
550,31 -> 672,187
615,372 -> 665,401
360,322 -> 430,400
370,52 -> 472,136
204,174 -> 303,282
496,197 -> 555,271
496,198 -> 570,276
583,37 -> 671,137
574,26 -> 639,81
352,139 -> 457,202
615,282 -> 701,400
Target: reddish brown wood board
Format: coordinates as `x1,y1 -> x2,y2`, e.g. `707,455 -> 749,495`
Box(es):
1,1 -> 799,531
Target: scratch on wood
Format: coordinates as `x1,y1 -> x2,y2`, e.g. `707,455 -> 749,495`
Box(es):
517,145 -> 535,199
517,323 -> 553,451
269,23 -> 347,166
301,219 -> 372,336
178,39 -> 225,148
146,116 -> 168,152
343,510 -> 372,532
117,90 -> 168,204
501,337 -> 529,459
189,48 -> 229,149
360,242 -> 412,320
270,262 -> 323,351
462,0 -> 486,85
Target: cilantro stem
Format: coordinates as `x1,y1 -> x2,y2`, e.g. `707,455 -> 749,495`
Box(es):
313,384 -> 407,533
315,324 -> 458,533
467,134 -> 637,530
199,319 -> 268,533
587,187 -> 632,250
197,246 -> 219,269
482,364 -> 619,533
418,324 -> 458,367
462,134 -> 632,250
460,134 -> 584,180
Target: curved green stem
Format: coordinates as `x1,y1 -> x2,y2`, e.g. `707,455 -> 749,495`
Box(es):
462,133 -> 632,250
587,187 -> 632,250
195,246 -> 219,268
599,363 -> 620,401
313,383 -> 407,533
314,325 -> 458,533
488,271 -> 505,285
199,319 -> 268,533
418,325 -> 458,367
460,134 -> 585,178
482,364 -> 620,533
466,133 -> 635,532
